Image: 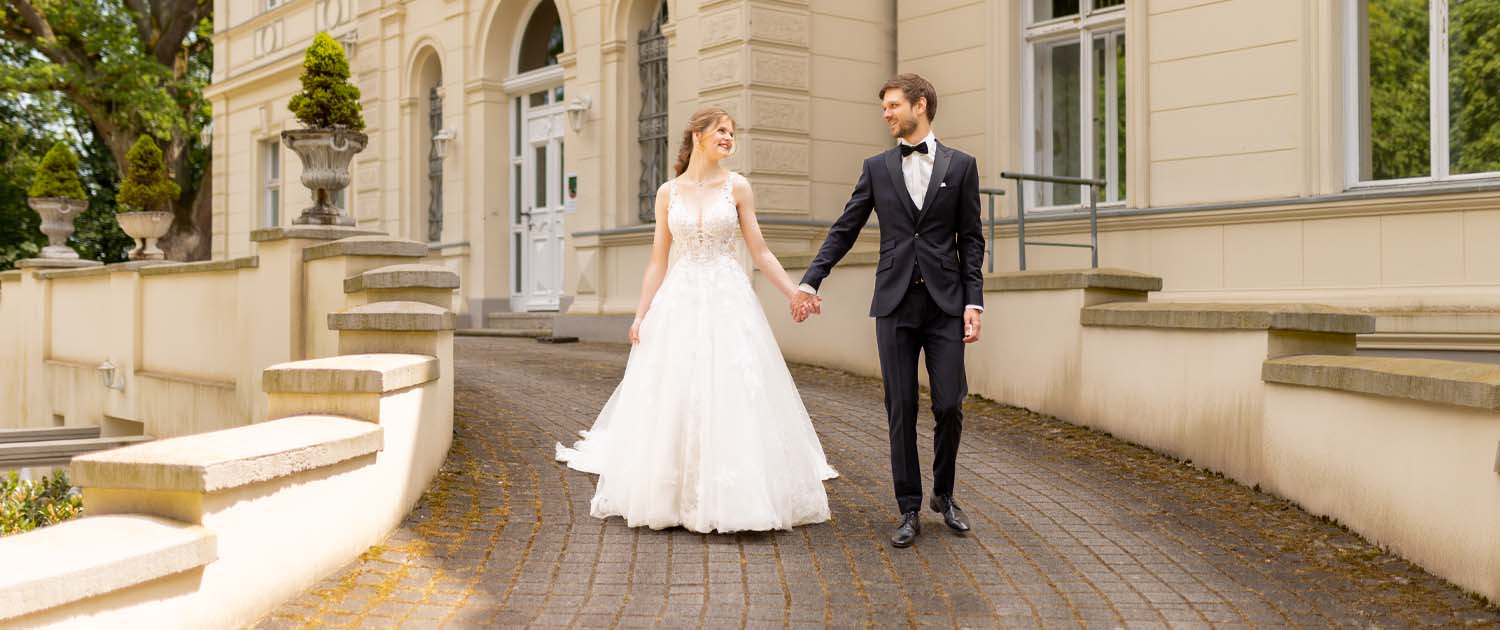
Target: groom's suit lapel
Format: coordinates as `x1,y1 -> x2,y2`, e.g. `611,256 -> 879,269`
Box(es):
883,148 -> 919,224
919,142 -> 951,223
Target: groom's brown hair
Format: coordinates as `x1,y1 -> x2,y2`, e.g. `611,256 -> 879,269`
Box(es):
879,74 -> 937,123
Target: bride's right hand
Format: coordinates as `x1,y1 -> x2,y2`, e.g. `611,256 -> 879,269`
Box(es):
629,317 -> 642,344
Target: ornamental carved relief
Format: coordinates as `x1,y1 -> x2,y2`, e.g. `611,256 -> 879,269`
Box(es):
750,96 -> 809,133
750,51 -> 808,90
748,7 -> 808,46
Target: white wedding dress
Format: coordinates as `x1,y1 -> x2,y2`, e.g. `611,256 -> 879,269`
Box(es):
556,174 -> 838,533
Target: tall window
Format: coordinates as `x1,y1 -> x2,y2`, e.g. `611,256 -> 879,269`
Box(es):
1024,0 -> 1126,208
637,2 -> 669,222
428,86 -> 444,242
1350,0 -> 1500,184
261,139 -> 281,227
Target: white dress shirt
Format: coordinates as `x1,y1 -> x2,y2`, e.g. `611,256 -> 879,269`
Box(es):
799,133 -> 982,313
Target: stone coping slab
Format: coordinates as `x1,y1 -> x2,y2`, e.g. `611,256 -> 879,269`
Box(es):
344,263 -> 460,293
984,267 -> 1163,292
0,514 -> 215,621
71,415 -> 381,493
16,258 -> 102,269
0,436 -> 154,466
137,256 -> 258,277
1081,302 -> 1375,334
35,260 -> 175,280
263,353 -> 439,394
328,301 -> 457,332
1263,354 -> 1500,411
0,270 -> 20,281
250,225 -> 383,243
303,235 -> 428,262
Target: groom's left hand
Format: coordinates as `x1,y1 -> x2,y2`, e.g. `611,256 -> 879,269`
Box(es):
963,308 -> 982,343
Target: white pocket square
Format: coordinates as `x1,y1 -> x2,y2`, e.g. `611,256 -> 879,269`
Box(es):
939,182 -> 948,188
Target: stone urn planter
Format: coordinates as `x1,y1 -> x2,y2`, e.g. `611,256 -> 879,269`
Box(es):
27,197 -> 88,260
116,210 -> 175,260
282,128 -> 367,226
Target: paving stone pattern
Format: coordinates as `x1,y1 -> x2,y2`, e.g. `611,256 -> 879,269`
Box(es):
254,337 -> 1499,629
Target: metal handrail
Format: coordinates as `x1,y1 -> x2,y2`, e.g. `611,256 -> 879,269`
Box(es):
1000,171 -> 1105,271
978,187 -> 1005,273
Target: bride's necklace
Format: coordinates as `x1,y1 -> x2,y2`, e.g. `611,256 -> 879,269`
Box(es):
682,170 -> 726,189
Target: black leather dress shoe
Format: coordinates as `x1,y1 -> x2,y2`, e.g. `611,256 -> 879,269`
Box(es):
929,495 -> 970,532
890,511 -> 920,548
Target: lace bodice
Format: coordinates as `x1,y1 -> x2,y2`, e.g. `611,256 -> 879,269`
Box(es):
668,174 -> 740,263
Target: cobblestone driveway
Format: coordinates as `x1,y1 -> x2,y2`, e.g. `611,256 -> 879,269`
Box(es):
255,337 -> 1499,629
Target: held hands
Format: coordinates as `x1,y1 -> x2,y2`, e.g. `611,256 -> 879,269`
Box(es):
790,292 -> 822,323
963,307 -> 982,343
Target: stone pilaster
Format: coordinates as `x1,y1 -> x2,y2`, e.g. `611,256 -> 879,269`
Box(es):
696,0 -> 812,218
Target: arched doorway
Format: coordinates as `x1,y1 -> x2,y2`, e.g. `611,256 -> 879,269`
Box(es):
505,0 -> 567,312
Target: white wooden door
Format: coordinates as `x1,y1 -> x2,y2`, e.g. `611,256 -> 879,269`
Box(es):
512,87 -> 567,311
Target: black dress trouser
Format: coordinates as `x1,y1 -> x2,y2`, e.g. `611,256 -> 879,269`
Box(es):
874,277 -> 967,515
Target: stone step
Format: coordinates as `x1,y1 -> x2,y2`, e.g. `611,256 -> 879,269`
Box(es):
0,425 -> 101,444
456,329 -> 548,339
0,435 -> 154,468
328,301 -> 456,332
343,264 -> 458,294
303,235 -> 428,262
484,312 -> 555,335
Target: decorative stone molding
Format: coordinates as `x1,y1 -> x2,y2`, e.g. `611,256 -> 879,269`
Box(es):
699,6 -> 745,48
253,20 -> 284,59
747,137 -> 809,175
748,5 -> 809,47
749,50 -> 809,90
749,94 -> 810,133
698,51 -> 742,90
315,0 -> 355,32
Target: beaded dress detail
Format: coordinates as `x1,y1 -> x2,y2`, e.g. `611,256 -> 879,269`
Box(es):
556,173 -> 838,533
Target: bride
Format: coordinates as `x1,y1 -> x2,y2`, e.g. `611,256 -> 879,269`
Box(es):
555,106 -> 839,533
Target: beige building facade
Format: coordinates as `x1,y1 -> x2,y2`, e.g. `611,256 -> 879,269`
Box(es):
207,0 -> 1500,349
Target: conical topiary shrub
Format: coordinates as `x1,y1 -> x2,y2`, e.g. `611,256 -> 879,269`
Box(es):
27,142 -> 89,260
288,32 -> 365,130
116,136 -> 181,212
29,142 -> 86,201
114,136 -> 181,260
282,32 -> 368,226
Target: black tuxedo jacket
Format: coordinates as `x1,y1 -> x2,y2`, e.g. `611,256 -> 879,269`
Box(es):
801,142 -> 985,318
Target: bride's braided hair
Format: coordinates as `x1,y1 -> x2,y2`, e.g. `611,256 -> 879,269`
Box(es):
673,106 -> 735,176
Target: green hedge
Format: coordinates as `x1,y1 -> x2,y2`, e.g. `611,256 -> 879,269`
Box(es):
116,136 -> 180,212
27,141 -> 86,200
288,32 -> 365,130
1,470 -> 83,536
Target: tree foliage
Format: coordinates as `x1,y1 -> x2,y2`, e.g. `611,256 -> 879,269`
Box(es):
288,33 -> 365,130
116,135 -> 180,212
27,141 -> 85,200
1,0 -> 213,259
1450,0 -> 1500,174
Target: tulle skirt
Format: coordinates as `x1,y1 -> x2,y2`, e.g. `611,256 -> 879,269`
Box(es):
556,256 -> 838,533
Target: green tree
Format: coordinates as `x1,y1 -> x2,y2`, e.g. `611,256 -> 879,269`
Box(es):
288,32 -> 365,130
1367,0 -> 1431,180
1,0 -> 213,260
1450,0 -> 1500,174
116,135 -> 180,212
0,97 -> 52,269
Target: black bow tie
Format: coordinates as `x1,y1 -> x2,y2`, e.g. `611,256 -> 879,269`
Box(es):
899,142 -> 929,157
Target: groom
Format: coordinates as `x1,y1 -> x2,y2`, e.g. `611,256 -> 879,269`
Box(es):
792,74 -> 984,548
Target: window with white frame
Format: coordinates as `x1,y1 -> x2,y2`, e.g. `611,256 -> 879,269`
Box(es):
261,139 -> 281,227
1024,0 -> 1127,208
265,0 -> 283,11
1349,0 -> 1500,185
